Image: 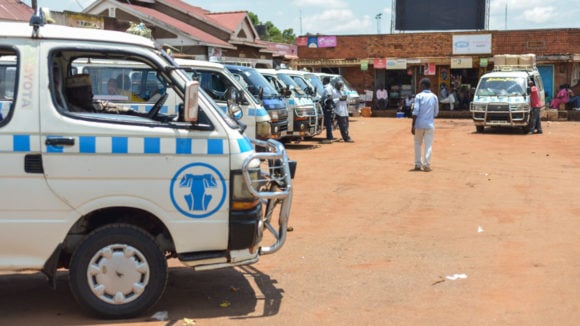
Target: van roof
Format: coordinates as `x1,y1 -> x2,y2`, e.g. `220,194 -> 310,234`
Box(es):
0,21 -> 156,49
174,58 -> 225,69
481,70 -> 536,78
256,68 -> 278,75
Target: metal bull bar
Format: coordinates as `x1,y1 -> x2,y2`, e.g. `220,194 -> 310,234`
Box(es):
242,138 -> 296,255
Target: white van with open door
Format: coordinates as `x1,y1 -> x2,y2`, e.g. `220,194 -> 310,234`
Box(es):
0,11 -> 295,319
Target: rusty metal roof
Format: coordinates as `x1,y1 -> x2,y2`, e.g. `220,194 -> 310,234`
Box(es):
0,0 -> 34,22
126,3 -> 233,48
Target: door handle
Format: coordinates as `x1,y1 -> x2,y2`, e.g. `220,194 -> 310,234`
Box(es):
45,137 -> 75,146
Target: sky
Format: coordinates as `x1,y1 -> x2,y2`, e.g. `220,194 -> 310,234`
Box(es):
26,0 -> 580,35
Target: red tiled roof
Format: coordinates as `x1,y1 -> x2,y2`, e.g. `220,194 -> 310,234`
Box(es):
158,0 -> 229,33
125,3 -> 233,48
0,0 -> 33,22
207,11 -> 248,33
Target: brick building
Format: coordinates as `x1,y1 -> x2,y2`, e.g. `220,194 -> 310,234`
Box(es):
297,29 -> 580,110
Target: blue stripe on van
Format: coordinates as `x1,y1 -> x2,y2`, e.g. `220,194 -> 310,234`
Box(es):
255,107 -> 269,117
2,135 -> 242,155
112,137 -> 128,154
13,135 -> 30,152
46,136 -> 64,153
176,138 -> 192,154
237,137 -> 253,153
144,137 -> 161,154
208,139 -> 223,155
80,136 -> 96,153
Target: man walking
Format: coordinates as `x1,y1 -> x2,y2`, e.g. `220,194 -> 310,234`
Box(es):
411,78 -> 439,172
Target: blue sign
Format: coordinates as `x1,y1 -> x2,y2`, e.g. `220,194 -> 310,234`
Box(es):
170,162 -> 226,218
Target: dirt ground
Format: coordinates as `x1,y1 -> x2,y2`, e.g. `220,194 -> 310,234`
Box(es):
1,117 -> 579,326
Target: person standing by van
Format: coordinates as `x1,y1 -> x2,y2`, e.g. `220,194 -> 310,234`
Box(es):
333,81 -> 354,143
528,79 -> 543,134
411,78 -> 438,172
320,76 -> 335,144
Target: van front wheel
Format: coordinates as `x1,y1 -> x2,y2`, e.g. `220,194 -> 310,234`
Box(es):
69,224 -> 168,319
475,125 -> 485,133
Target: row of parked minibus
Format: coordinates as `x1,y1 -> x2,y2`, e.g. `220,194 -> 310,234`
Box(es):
0,55 -> 362,144
176,59 -> 359,142
177,60 -> 363,143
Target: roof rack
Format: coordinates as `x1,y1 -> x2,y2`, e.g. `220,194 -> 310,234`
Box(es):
493,64 -> 537,72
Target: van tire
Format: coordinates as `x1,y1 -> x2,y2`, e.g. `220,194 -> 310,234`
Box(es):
475,125 -> 485,133
69,224 -> 168,319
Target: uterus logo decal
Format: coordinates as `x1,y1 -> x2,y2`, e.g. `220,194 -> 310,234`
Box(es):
170,162 -> 226,218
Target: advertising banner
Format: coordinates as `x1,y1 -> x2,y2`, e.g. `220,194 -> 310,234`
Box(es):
296,37 -> 308,47
360,60 -> 368,71
425,63 -> 436,75
373,58 -> 386,69
317,36 -> 337,48
450,57 -> 473,69
386,59 -> 407,70
452,34 -> 491,55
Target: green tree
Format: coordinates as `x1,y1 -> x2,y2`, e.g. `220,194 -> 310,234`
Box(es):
249,12 -> 296,44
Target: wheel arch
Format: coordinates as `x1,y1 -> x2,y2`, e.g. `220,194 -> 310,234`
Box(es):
44,206 -> 175,280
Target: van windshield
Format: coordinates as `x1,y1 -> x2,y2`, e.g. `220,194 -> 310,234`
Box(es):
305,73 -> 324,95
234,68 -> 280,100
277,73 -> 306,96
476,76 -> 527,96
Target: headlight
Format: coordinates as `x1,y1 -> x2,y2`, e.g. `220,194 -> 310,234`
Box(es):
295,107 -> 308,116
256,121 -> 272,139
471,103 -> 486,111
510,103 -> 528,111
269,111 -> 279,121
232,169 -> 260,210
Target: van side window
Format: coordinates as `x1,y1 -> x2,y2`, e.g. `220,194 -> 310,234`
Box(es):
194,71 -> 233,101
0,49 -> 17,123
51,51 -> 185,125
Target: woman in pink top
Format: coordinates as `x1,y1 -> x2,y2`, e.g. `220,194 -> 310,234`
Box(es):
550,85 -> 569,109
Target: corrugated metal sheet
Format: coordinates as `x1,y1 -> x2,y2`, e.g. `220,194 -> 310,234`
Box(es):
0,0 -> 34,22
126,4 -> 233,48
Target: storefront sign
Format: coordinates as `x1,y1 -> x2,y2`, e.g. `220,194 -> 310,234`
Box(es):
425,63 -> 436,75
360,60 -> 368,71
480,58 -> 488,67
373,58 -> 386,69
296,37 -> 308,47
451,57 -> 472,69
65,12 -> 104,29
386,59 -> 407,70
452,34 -> 491,55
307,36 -> 319,48
305,36 -> 337,48
317,36 -> 337,48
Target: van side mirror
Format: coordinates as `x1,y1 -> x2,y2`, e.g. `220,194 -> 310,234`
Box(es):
184,80 -> 199,122
225,86 -> 243,120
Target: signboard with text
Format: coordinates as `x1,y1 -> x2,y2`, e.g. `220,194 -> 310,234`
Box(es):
386,59 -> 407,70
452,34 -> 491,55
450,57 -> 473,69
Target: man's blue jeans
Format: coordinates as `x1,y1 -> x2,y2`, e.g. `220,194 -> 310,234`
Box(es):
323,109 -> 334,140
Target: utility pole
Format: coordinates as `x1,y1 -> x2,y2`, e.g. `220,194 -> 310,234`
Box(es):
505,0 -> 508,30
299,10 -> 303,35
375,13 -> 382,34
